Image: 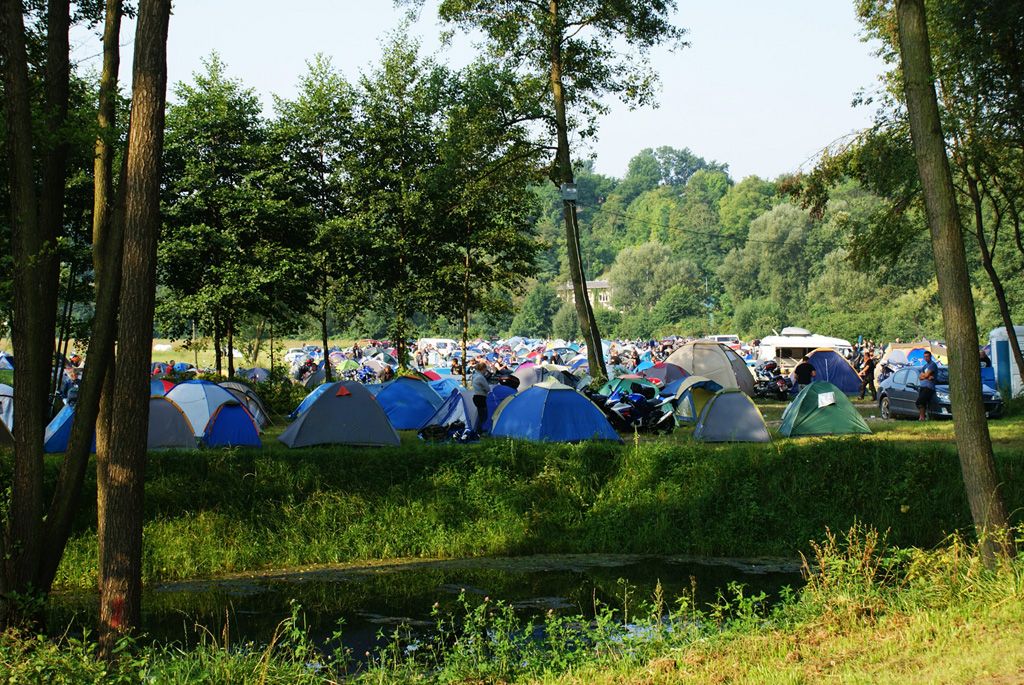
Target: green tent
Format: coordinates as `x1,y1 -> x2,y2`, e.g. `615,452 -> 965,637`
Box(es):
600,376 -> 658,396
779,381 -> 871,437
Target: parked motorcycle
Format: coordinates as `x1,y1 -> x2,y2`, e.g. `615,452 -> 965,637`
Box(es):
591,383 -> 675,434
753,360 -> 791,400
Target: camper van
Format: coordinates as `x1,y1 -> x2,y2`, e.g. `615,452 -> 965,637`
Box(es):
417,338 -> 459,364
757,327 -> 853,372
707,334 -> 741,349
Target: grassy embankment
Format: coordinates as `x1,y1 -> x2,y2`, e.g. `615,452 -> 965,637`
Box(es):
35,413 -> 1023,591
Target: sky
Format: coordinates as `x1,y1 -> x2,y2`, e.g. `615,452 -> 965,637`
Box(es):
71,1 -> 887,182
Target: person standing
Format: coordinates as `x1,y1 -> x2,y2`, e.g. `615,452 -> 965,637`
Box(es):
916,350 -> 938,421
471,359 -> 490,433
858,350 -> 878,401
793,355 -> 816,392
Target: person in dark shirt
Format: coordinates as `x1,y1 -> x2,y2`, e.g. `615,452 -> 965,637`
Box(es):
916,350 -> 938,421
793,356 -> 816,391
858,350 -> 878,400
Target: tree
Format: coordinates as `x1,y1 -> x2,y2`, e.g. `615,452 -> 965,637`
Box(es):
509,282 -> 559,337
432,59 -> 544,380
272,55 -> 359,381
895,0 -> 1011,562
342,32 -> 457,366
1,0 -> 73,621
159,55 -> 310,377
552,301 -> 582,340
718,176 -> 777,237
718,203 -> 814,314
427,0 -> 688,383
606,241 -> 699,311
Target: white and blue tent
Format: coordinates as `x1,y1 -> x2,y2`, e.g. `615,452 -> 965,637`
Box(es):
165,380 -> 237,437
0,383 -> 13,431
417,388 -> 478,440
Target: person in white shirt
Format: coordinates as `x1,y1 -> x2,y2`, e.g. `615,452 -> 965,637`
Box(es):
471,359 -> 491,432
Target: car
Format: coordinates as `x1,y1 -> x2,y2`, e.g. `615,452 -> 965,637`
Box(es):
877,365 -> 1002,420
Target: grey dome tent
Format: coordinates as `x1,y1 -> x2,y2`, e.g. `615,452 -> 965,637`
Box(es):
666,340 -> 754,396
278,381 -> 400,448
693,389 -> 771,442
148,396 -> 197,450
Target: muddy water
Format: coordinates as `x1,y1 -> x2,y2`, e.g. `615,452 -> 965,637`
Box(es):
49,555 -> 802,657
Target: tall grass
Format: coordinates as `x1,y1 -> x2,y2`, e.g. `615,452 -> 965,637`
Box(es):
42,435 -> 1024,590
5,526 -> 1022,683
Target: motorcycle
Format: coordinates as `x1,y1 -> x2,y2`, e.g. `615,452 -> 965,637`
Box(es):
753,360 -> 791,400
601,383 -> 676,434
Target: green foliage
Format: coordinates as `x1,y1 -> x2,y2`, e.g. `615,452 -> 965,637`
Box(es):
607,242 -> 699,311
551,301 -> 582,341
509,282 -> 559,338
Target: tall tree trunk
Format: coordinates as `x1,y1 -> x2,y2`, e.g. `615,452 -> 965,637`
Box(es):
97,0 -> 171,655
896,0 -> 1012,563
227,315 -> 235,378
0,0 -> 71,617
967,178 -> 1024,386
213,317 -> 223,376
462,231 -> 471,387
547,0 -> 606,384
322,282 -> 332,383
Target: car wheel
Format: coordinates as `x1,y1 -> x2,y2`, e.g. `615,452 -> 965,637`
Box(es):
880,396 -> 892,420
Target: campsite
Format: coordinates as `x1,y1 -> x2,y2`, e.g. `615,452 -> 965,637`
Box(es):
2,0 -> 1024,683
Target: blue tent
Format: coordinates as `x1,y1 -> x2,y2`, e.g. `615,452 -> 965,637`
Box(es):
417,389 -> 479,441
429,378 -> 463,397
290,383 -> 332,419
807,348 -> 862,395
491,380 -> 621,443
44,405 -> 96,453
375,377 -> 444,430
202,402 -> 261,448
484,384 -> 516,433
0,352 -> 13,370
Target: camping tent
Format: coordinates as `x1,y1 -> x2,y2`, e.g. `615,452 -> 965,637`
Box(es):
150,378 -> 175,396
807,348 -> 862,395
428,378 -> 463,397
693,389 -> 771,442
278,381 -> 400,448
666,341 -> 754,396
147,396 -> 197,450
672,376 -> 723,423
302,362 -> 327,388
202,402 -> 261,448
484,384 -> 516,433
290,383 -> 332,419
0,352 -> 13,370
491,380 -> 621,443
240,367 -> 271,383
513,361 -> 549,391
601,376 -> 659,398
219,381 -> 270,428
43,405 -> 96,453
640,362 -> 687,387
779,382 -> 871,437
165,380 -> 237,437
417,388 -> 479,440
0,383 -> 13,430
373,376 -> 444,430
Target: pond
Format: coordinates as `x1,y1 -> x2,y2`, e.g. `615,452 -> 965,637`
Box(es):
49,554 -> 803,661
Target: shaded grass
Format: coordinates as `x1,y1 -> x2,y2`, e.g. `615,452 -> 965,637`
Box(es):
43,417 -> 1024,590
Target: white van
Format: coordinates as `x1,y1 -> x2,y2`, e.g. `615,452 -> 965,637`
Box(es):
707,334 -> 741,347
417,338 -> 459,362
